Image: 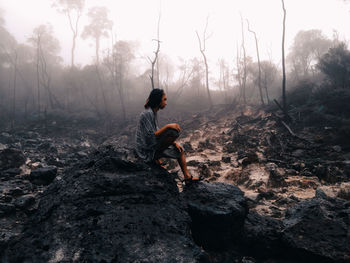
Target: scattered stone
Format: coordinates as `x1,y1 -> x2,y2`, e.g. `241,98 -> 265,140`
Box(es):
291,149 -> 304,157
332,145 -> 342,152
207,160 -> 221,167
267,164 -> 286,188
28,166 -> 57,185
183,142 -> 194,153
222,156 -> 231,163
14,195 -> 35,210
187,160 -> 200,166
0,148 -> 26,171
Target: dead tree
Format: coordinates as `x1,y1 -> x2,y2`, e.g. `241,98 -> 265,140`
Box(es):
247,19 -> 264,105
36,35 -> 41,117
148,12 -> 161,90
281,0 -> 287,113
196,16 -> 213,107
12,51 -> 17,127
240,14 -> 247,105
235,43 -> 243,102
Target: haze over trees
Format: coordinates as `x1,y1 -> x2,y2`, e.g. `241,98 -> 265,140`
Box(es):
0,2 -> 350,129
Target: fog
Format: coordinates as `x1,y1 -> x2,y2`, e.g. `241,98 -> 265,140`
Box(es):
0,0 -> 350,126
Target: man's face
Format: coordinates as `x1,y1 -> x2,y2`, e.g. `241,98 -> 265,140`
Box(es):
159,93 -> 167,109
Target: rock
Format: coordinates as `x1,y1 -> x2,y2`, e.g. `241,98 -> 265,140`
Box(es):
267,164 -> 286,188
223,142 -> 236,153
183,182 -> 247,250
292,149 -> 304,157
0,148 -> 26,171
198,139 -> 215,150
222,156 -> 231,163
198,163 -> 211,178
243,211 -> 284,259
207,160 -> 221,167
238,151 -> 258,166
183,142 -> 194,153
0,203 -> 16,217
2,168 -> 21,177
338,182 -> 350,200
37,141 -> 58,153
332,145 -> 342,152
4,151 -> 205,262
28,166 -> 57,185
187,160 -> 201,166
14,195 -> 35,210
282,196 -> 350,262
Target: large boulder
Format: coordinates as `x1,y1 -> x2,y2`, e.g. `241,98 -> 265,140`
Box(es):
3,150 -> 206,262
243,211 -> 284,259
182,182 -> 247,250
281,194 -> 350,262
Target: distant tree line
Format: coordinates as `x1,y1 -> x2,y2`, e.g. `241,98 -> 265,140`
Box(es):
0,1 -> 349,129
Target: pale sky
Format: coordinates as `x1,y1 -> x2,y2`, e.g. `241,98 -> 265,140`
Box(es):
1,0 -> 349,71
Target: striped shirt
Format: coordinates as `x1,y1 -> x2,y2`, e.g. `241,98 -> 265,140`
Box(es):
135,108 -> 159,162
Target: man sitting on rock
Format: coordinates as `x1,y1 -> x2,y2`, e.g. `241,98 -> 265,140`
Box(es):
135,88 -> 201,184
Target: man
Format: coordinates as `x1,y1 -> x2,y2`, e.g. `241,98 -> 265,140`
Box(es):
135,88 -> 201,184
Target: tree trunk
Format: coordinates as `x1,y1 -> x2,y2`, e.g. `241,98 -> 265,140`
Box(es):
36,37 -> 41,118
196,20 -> 213,108
247,20 -> 264,105
240,14 -> 247,105
12,52 -> 17,127
281,0 -> 287,113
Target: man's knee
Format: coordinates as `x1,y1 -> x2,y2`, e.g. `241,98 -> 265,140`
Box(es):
166,128 -> 180,138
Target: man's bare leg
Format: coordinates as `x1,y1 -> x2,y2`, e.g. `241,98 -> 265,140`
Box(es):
177,151 -> 201,181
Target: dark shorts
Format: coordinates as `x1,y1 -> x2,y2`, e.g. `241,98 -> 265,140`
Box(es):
154,129 -> 182,159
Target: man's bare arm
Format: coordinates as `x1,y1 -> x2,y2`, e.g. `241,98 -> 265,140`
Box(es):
154,123 -> 181,136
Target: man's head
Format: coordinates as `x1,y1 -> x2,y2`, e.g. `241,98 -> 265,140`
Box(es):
145,89 -> 167,110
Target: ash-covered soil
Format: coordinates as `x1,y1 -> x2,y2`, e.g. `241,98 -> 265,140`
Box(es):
0,104 -> 349,263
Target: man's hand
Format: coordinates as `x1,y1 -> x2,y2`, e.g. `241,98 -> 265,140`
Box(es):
167,123 -> 181,132
174,142 -> 184,153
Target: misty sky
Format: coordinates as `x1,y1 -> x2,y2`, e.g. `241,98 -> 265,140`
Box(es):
1,0 -> 349,69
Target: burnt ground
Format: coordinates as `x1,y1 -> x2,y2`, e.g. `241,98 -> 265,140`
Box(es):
0,103 -> 349,262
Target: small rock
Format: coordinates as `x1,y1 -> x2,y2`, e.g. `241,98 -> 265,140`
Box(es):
187,160 -> 200,166
222,156 -> 231,163
292,149 -> 304,157
182,142 -> 194,153
207,160 -> 221,167
332,145 -> 342,152
29,166 -> 57,185
0,148 -> 26,170
14,195 -> 35,209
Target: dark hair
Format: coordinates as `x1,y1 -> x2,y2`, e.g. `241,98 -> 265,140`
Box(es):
144,89 -> 164,109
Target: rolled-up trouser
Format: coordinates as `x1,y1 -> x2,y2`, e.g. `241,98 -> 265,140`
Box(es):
154,128 -> 182,159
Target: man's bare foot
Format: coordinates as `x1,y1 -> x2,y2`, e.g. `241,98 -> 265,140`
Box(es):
184,175 -> 203,185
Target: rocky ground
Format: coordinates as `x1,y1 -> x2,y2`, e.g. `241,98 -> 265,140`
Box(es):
0,104 -> 349,262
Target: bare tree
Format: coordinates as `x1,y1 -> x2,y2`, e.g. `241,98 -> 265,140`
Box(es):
53,0 -> 85,68
104,41 -> 135,121
281,0 -> 287,113
148,12 -> 161,90
196,16 -> 213,107
28,25 -> 62,115
240,14 -> 248,105
82,6 -> 113,65
11,50 -> 17,127
246,19 -> 264,105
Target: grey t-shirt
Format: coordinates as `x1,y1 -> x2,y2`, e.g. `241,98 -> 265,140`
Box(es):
135,108 -> 159,162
